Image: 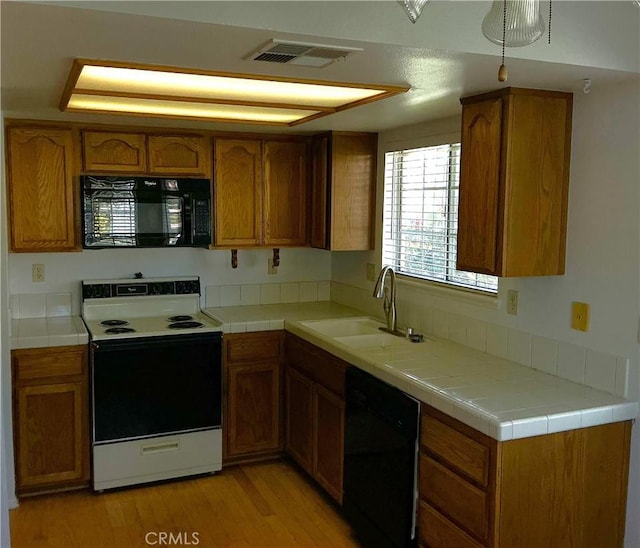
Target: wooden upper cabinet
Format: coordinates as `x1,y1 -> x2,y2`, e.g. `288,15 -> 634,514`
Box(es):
311,132 -> 377,251
457,99 -> 502,275
263,140 -> 308,247
82,132 -> 210,176
214,139 -> 263,247
310,135 -> 329,248
7,127 -> 79,252
82,131 -> 147,173
147,135 -> 210,176
457,87 -> 573,277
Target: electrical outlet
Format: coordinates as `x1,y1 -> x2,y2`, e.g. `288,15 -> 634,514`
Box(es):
32,263 -> 45,283
506,289 -> 519,315
267,258 -> 278,275
571,302 -> 590,332
366,263 -> 376,282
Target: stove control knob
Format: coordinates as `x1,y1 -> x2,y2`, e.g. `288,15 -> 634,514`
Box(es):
150,283 -> 164,295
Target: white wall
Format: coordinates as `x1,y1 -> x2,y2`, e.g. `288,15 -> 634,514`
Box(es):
8,247 -> 332,314
332,79 -> 640,546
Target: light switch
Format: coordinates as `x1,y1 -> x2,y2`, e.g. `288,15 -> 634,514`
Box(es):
571,302 -> 590,332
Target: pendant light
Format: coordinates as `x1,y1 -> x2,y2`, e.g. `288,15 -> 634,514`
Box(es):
482,0 -> 545,47
482,0 -> 550,82
397,0 -> 430,23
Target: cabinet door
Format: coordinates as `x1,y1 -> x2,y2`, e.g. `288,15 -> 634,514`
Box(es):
329,133 -> 377,251
313,384 -> 344,504
226,362 -> 281,458
148,135 -> 210,176
214,139 -> 262,247
7,127 -> 79,252
263,140 -> 307,246
457,98 -> 503,275
285,367 -> 313,474
15,382 -> 88,492
82,131 -> 147,173
310,134 -> 329,249
502,93 -> 572,276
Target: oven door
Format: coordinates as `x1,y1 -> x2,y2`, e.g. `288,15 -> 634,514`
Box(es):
91,332 -> 222,444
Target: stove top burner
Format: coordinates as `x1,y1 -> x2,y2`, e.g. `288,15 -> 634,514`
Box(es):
100,319 -> 129,327
105,327 -> 136,334
168,315 -> 194,322
168,321 -> 203,330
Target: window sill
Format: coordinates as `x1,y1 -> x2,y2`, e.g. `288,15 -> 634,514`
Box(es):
396,275 -> 499,310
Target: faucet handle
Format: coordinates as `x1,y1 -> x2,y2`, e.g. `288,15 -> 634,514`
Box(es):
405,327 -> 414,338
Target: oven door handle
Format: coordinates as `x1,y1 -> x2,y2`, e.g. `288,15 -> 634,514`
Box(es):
91,332 -> 222,352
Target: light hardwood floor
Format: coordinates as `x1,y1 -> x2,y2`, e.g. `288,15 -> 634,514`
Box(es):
10,460 -> 360,548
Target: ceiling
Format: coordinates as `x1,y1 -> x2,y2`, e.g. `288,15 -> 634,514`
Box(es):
2,1 -> 639,135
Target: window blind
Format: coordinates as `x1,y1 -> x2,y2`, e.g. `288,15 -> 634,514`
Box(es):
382,144 -> 498,293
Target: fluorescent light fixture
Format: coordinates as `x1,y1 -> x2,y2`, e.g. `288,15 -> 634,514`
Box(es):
60,59 -> 410,126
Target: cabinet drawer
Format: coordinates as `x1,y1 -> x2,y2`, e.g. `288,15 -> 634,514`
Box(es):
419,501 -> 484,548
13,346 -> 86,383
286,334 -> 345,396
420,454 -> 488,541
225,332 -> 281,364
421,411 -> 489,486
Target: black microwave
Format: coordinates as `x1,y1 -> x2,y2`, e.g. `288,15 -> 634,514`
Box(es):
81,176 -> 212,248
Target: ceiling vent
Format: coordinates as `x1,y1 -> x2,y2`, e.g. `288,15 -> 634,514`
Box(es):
246,39 -> 363,68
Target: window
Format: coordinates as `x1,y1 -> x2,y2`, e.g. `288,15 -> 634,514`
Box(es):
382,143 -> 498,293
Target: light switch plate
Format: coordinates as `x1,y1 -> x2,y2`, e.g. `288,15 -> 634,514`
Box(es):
571,302 -> 590,332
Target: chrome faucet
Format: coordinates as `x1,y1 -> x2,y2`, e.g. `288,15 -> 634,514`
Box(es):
372,265 -> 398,334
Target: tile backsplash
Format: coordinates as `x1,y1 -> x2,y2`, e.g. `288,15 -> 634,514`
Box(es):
11,293 -> 72,319
11,281 -> 631,401
205,280 -> 331,308
330,281 -> 631,400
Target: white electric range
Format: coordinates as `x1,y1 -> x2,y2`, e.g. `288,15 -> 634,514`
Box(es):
81,276 -> 223,491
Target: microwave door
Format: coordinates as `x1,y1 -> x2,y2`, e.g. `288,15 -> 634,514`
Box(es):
135,194 -> 184,246
84,191 -> 185,247
84,190 -> 137,247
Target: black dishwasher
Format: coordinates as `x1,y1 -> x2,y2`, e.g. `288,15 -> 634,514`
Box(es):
343,367 -> 420,548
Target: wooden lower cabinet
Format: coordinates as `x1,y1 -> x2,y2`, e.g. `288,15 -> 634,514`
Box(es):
284,366 -> 314,473
285,333 -> 346,504
12,345 -> 89,495
312,384 -> 344,503
223,332 -> 283,463
418,405 -> 632,548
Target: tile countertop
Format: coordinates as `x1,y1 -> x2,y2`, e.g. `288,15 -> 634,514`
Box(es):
11,316 -> 89,349
204,303 -> 639,442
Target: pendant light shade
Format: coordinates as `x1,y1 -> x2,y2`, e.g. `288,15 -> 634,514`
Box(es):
397,0 -> 430,23
482,0 -> 545,47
